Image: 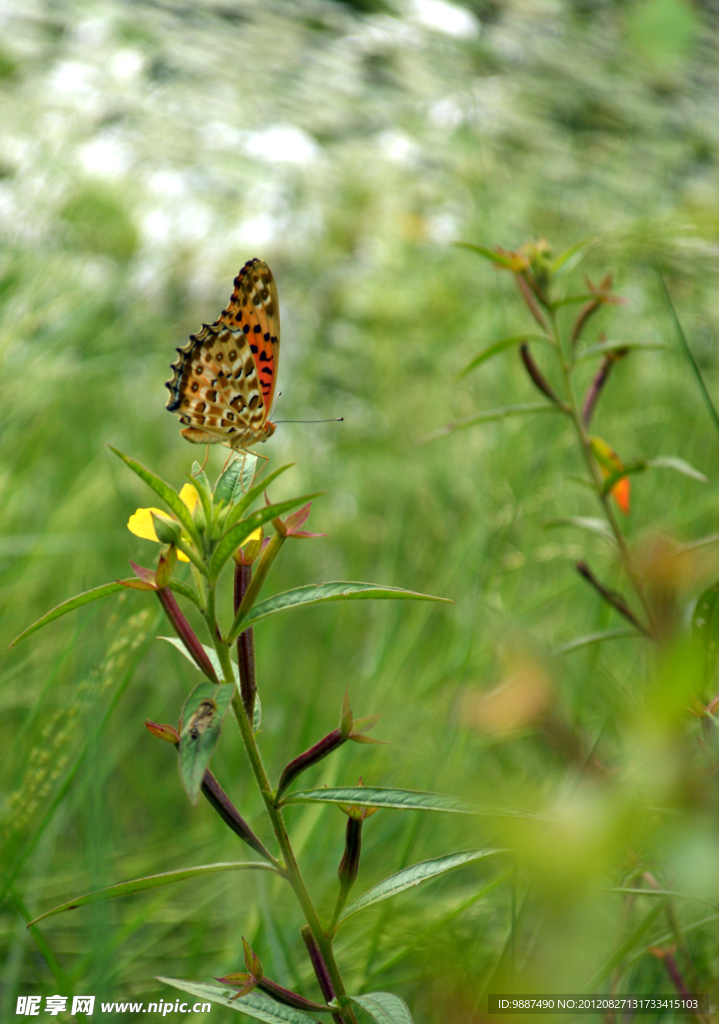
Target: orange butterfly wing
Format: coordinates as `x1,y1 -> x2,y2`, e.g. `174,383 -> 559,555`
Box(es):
166,259 -> 280,450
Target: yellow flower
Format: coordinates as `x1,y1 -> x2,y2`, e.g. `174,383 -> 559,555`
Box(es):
127,485 -> 200,562
179,484 -> 200,513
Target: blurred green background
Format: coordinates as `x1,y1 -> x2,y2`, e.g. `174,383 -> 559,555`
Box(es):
2,0 -> 719,1020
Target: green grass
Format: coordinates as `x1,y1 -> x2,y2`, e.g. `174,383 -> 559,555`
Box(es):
2,1 -> 719,1021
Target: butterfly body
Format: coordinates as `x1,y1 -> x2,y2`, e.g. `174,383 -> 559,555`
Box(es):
166,258 -> 279,451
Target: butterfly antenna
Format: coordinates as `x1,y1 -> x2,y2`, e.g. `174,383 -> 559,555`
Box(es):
274,417 -> 344,424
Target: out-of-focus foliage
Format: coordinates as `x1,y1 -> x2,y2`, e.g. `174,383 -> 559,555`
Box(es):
2,0 -> 719,1021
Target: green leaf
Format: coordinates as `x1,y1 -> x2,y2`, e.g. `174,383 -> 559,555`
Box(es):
601,455 -> 707,495
222,464 -> 295,530
550,236 -> 600,276
237,582 -> 453,631
551,293 -> 596,308
214,457 -> 244,506
420,403 -> 559,443
555,628 -> 639,654
644,456 -> 707,483
214,454 -> 266,506
189,463 -> 213,526
108,447 -> 199,543
454,241 -> 517,268
191,461 -> 211,493
338,849 -> 505,927
159,637 -> 238,684
457,334 -> 551,379
9,580 -> 136,648
693,581 -> 719,683
28,863 -> 275,926
179,682 -> 234,805
583,902 -> 664,991
661,273 -> 719,437
280,787 -> 538,818
576,339 -> 670,362
241,453 -> 260,493
543,516 -> 615,545
167,578 -> 202,609
158,980 -> 322,1022
346,993 -> 413,1024
209,493 -> 322,581
607,887 -> 715,909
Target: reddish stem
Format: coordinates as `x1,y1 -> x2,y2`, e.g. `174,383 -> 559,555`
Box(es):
301,926 -> 343,1024
156,588 -> 219,682
234,563 -> 257,721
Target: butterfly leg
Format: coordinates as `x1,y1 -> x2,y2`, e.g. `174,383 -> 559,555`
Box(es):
244,449 -> 269,481
220,449 -> 236,476
193,445 -> 210,475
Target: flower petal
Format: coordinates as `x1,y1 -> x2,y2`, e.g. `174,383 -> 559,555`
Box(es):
127,508 -> 164,542
128,508 -> 190,560
179,484 -> 200,513
241,527 -> 263,546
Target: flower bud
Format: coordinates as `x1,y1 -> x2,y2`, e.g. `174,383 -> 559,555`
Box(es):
338,816 -> 362,895
276,729 -> 345,800
155,546 -> 177,589
193,499 -> 207,533
218,940 -> 331,1012
144,720 -> 179,745
150,512 -> 182,546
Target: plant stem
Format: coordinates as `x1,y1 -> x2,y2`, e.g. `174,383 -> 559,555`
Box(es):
550,307 -> 658,639
227,531 -> 286,643
208,591 -> 357,1023
234,562 -> 257,721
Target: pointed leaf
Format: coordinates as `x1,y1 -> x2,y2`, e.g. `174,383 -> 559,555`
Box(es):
215,456 -> 247,506
457,334 -> 551,379
644,456 -> 707,484
601,456 -> 708,496
222,464 -> 295,529
420,403 -> 559,442
241,453 -> 260,493
28,863 -> 275,926
281,787 -> 539,818
191,461 -> 211,494
550,236 -> 600,276
346,993 -> 413,1024
454,241 -> 519,268
338,849 -> 505,926
159,637 -> 238,684
693,581 -> 719,683
576,339 -> 671,362
108,447 -> 199,543
179,682 -> 234,804
236,582 -> 452,631
551,293 -> 597,308
158,979 -> 322,1022
167,578 -> 203,609
543,516 -> 615,545
9,581 -> 136,648
555,628 -> 639,654
189,465 -> 213,526
215,454 -> 274,507
210,494 -> 323,581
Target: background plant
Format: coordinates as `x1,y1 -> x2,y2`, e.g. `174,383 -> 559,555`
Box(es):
11,445 -> 470,1023
3,1 -> 719,1021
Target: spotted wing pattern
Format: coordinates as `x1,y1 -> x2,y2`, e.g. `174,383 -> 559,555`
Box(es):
166,259 -> 280,450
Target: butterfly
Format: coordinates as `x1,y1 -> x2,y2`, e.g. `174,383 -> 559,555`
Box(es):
166,258 -> 279,451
